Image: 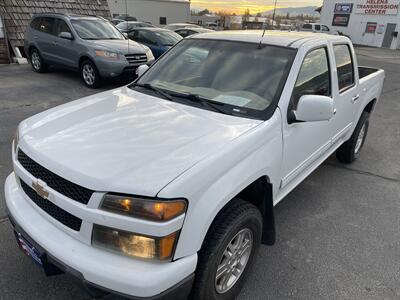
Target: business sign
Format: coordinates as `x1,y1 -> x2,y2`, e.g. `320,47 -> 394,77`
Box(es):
332,14 -> 351,26
334,3 -> 354,13
365,22 -> 378,32
355,0 -> 400,15
377,24 -> 386,33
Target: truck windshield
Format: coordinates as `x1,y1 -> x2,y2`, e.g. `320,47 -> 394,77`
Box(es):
133,39 -> 296,120
71,19 -> 125,40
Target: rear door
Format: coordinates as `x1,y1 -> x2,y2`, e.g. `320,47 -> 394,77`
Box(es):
330,43 -> 359,147
36,17 -> 57,61
53,18 -> 77,68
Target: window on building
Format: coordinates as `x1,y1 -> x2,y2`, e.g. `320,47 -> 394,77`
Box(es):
160,17 -> 167,25
334,44 -> 355,92
291,48 -> 331,109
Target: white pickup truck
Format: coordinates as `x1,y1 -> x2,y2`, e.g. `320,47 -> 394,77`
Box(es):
5,31 -> 384,300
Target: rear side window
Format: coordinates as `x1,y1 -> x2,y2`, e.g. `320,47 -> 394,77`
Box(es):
30,18 -> 42,30
303,24 -> 312,29
334,45 -> 355,92
39,17 -> 55,34
292,48 -> 331,109
315,24 -> 321,31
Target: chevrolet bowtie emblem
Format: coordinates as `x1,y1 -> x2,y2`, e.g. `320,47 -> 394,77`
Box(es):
32,180 -> 49,199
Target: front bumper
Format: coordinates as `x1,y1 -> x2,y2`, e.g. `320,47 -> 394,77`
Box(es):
95,57 -> 154,78
4,173 -> 196,298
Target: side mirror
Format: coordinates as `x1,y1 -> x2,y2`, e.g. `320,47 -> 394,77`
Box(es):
292,95 -> 334,123
59,32 -> 73,40
136,64 -> 149,77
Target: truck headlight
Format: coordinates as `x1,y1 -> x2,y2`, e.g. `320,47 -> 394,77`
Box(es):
13,126 -> 19,154
100,194 -> 187,222
92,225 -> 178,260
95,50 -> 119,60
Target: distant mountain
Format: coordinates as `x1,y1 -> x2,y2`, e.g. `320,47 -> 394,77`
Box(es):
262,6 -> 320,17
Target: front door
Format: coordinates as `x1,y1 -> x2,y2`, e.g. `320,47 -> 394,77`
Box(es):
281,47 -> 334,190
54,18 -> 77,68
382,23 -> 397,48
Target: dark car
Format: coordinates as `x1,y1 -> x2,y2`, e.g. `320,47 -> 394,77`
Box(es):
127,28 -> 182,59
116,21 -> 155,33
174,27 -> 213,38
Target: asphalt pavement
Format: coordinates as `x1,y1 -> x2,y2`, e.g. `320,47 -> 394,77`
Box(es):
0,48 -> 399,299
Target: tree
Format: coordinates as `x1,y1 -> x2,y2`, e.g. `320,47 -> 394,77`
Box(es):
244,8 -> 251,17
286,12 -> 290,19
256,12 -> 262,17
198,9 -> 210,16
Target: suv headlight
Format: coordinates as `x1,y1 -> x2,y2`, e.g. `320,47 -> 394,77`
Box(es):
13,126 -> 19,154
92,225 -> 178,260
95,50 -> 119,60
100,194 -> 187,222
143,46 -> 154,61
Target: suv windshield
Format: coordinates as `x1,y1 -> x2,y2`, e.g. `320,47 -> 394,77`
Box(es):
132,39 -> 296,120
71,19 -> 125,40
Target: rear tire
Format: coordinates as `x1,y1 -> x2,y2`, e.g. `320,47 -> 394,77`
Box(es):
191,199 -> 262,300
30,48 -> 48,73
336,111 -> 370,164
80,60 -> 102,88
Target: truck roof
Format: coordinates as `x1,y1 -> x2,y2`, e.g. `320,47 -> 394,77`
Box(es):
191,30 -> 350,48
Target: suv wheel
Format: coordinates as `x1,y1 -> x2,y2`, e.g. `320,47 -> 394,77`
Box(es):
191,199 -> 262,300
30,48 -> 47,73
336,111 -> 370,164
81,60 -> 102,88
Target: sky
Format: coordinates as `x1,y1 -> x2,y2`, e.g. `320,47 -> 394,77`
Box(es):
191,0 -> 324,14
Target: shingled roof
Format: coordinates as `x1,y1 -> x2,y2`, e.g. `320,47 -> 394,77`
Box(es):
0,0 -> 111,49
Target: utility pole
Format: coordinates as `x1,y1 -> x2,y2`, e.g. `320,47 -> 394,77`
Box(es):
272,0 -> 278,25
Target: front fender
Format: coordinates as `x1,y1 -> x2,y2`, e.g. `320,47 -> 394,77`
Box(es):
158,111 -> 283,259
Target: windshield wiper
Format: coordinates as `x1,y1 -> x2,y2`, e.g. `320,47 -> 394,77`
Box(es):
169,92 -> 231,115
134,83 -> 176,102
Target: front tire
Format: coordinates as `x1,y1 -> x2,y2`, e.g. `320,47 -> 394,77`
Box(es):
336,111 -> 370,164
191,199 -> 262,300
81,60 -> 102,88
30,48 -> 48,73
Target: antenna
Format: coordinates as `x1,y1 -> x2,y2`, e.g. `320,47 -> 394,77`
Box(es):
125,0 -> 129,54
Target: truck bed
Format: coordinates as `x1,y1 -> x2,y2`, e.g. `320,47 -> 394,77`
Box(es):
359,66 -> 380,79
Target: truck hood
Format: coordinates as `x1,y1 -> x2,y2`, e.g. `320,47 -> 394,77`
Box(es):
19,87 -> 262,197
89,39 -> 146,54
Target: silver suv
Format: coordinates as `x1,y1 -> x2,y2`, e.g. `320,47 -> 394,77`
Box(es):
24,14 -> 155,88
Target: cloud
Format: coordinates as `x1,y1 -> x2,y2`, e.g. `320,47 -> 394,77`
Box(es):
191,0 -> 323,13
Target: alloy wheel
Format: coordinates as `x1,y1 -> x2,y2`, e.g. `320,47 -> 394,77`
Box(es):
215,228 -> 253,294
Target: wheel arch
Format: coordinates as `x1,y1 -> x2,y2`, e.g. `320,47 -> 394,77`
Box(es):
79,55 -> 95,69
203,176 -> 276,248
364,98 -> 377,114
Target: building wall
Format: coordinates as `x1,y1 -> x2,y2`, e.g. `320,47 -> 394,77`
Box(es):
108,0 -> 190,26
321,0 -> 400,49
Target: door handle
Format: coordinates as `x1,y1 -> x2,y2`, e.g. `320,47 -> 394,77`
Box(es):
34,35 -> 38,39
52,42 -> 58,46
333,108 -> 337,115
352,94 -> 360,102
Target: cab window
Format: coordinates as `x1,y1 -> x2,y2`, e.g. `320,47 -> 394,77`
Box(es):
291,48 -> 331,109
334,45 -> 355,92
322,25 -> 330,32
315,24 -> 321,31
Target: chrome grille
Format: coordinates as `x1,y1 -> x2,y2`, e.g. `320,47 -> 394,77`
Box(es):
125,53 -> 147,65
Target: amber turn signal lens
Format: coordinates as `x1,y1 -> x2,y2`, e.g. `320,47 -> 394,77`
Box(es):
101,195 -> 187,222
